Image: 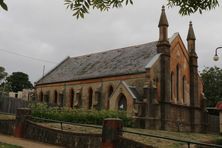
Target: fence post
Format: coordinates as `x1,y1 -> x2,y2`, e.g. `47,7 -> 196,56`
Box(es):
101,118 -> 122,148
14,108 -> 31,138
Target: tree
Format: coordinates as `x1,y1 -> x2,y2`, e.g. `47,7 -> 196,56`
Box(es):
64,0 -> 220,18
0,66 -> 7,83
5,72 -> 33,92
0,0 -> 7,11
200,66 -> 222,107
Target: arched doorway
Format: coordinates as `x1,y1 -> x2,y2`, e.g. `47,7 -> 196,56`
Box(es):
69,88 -> 74,108
88,88 -> 93,109
118,93 -> 127,111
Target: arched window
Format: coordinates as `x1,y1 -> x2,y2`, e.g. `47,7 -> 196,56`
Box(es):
59,93 -> 64,107
182,76 -> 186,104
75,92 -> 82,108
88,88 -> 93,109
39,91 -> 43,102
171,72 -> 174,101
156,78 -> 160,101
118,93 -> 127,111
108,85 -> 114,98
54,90 -> 58,104
107,85 -> 114,109
69,88 -> 74,108
176,64 -> 180,103
45,91 -> 50,103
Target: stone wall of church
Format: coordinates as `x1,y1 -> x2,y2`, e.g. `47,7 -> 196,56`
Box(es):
36,73 -> 147,114
170,36 -> 191,106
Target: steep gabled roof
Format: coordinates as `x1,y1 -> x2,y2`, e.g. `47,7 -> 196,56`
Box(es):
36,34 -> 179,85
37,41 -> 158,85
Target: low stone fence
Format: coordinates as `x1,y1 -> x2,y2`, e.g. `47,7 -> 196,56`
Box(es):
0,108 -> 152,148
0,119 -> 15,135
118,137 -> 151,148
24,120 -> 101,148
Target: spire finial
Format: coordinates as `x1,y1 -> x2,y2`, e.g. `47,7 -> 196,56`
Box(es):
187,21 -> 196,40
158,5 -> 169,27
162,5 -> 165,11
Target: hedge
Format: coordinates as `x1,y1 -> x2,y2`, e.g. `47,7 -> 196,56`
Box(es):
30,103 -> 133,127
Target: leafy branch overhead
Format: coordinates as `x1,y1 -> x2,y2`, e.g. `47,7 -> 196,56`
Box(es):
64,0 -> 220,18
0,0 -> 7,11
64,0 -> 133,19
168,0 -> 219,15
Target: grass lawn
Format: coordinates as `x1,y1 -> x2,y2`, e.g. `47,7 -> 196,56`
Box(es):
0,142 -> 22,148
39,122 -> 222,148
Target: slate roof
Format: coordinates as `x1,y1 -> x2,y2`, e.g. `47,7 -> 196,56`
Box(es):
37,41 -> 159,85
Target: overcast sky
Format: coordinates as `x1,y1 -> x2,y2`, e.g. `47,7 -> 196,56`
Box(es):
0,0 -> 221,83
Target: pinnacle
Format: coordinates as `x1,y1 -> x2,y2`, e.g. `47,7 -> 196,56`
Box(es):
158,5 -> 169,27
187,21 -> 196,40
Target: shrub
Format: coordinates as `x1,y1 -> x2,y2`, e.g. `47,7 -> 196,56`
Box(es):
30,103 -> 133,127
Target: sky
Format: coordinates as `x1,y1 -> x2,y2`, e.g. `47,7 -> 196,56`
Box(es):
0,0 -> 221,83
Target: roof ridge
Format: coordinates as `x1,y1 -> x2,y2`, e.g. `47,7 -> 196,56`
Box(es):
70,40 -> 158,59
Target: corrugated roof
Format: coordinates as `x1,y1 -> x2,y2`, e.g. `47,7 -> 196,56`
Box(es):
37,41 -> 158,85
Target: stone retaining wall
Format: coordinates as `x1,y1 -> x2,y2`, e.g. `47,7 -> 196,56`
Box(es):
23,120 -> 153,148
0,119 -> 15,135
118,137 -> 153,148
24,120 -> 101,148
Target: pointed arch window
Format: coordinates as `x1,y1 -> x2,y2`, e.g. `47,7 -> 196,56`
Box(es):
59,92 -> 64,107
69,88 -> 74,108
171,72 -> 174,101
74,91 -> 82,108
182,76 -> 186,104
39,91 -> 43,102
118,93 -> 127,111
176,64 -> 180,103
88,87 -> 93,109
54,90 -> 58,104
108,85 -> 114,98
107,85 -> 114,109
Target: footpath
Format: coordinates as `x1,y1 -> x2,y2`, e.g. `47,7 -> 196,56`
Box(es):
0,134 -> 62,148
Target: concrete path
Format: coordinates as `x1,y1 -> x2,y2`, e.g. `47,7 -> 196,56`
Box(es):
0,134 -> 63,148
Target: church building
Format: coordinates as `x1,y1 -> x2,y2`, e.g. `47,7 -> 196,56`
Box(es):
36,6 -> 206,132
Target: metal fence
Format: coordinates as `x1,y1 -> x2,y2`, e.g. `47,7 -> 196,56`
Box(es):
0,111 -> 222,148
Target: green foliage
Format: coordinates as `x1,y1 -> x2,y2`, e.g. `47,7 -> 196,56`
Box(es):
31,103 -> 133,127
0,142 -> 21,148
167,0 -> 219,15
200,66 -> 222,107
0,0 -> 7,11
5,72 -> 33,92
64,0 -> 133,19
0,66 -> 7,82
65,0 -> 220,19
